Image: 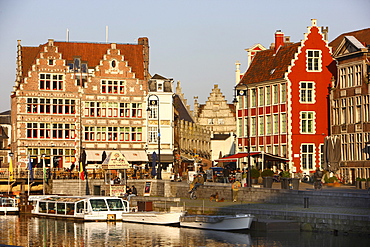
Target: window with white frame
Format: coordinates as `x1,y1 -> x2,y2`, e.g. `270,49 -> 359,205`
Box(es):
280,83 -> 286,103
274,145 -> 279,155
258,87 -> 264,106
301,144 -> 314,169
340,68 -> 347,88
320,144 -> 324,167
273,85 -> 278,104
355,96 -> 361,123
258,116 -> 264,135
27,123 -> 75,139
101,80 -> 125,94
300,81 -> 314,103
39,74 -> 64,91
341,134 -> 347,161
148,127 -> 158,143
273,114 -> 279,134
238,118 -> 242,136
281,145 -> 287,157
365,95 -> 370,122
266,86 -> 271,105
341,98 -> 347,125
333,100 -> 339,125
349,134 -> 355,161
356,133 -> 362,161
348,98 -> 354,124
266,115 -> 272,135
251,89 -> 257,107
251,117 -> 256,136
306,50 -> 321,72
354,64 -> 362,86
208,119 -> 214,125
148,103 -> 158,119
301,111 -> 315,133
84,126 -> 141,142
131,103 -> 142,118
280,113 -> 286,133
218,119 -> 224,125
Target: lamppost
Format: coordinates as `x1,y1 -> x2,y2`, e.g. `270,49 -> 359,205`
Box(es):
233,84 -> 251,187
8,152 -> 14,194
147,94 -> 161,180
42,153 -> 46,195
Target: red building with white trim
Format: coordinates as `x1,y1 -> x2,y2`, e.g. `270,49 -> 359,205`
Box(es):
236,19 -> 336,175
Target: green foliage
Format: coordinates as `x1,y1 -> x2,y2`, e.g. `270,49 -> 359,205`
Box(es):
367,178 -> 370,182
281,171 -> 291,178
250,168 -> 260,179
261,169 -> 274,177
356,177 -> 366,181
325,176 -> 338,183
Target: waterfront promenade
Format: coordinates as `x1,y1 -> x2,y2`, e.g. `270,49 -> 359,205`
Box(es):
149,181 -> 370,235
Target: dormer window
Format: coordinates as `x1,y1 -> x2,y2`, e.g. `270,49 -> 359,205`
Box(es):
157,82 -> 163,92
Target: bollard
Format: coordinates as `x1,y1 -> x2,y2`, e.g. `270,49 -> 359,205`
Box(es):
304,197 -> 309,208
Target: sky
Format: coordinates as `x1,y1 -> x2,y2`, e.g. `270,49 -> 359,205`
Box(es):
0,0 -> 369,113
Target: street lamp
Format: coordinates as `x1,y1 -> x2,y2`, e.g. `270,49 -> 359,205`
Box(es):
147,94 -> 161,180
42,153 -> 46,195
233,84 -> 251,187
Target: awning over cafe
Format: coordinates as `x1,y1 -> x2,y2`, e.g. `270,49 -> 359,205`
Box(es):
86,150 -> 148,162
215,152 -> 289,163
123,151 -> 149,162
215,152 -> 261,162
86,150 -> 103,162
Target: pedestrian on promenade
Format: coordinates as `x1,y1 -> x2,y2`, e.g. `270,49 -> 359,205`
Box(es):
232,179 -> 241,202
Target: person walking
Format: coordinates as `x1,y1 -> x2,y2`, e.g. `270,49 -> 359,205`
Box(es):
232,179 -> 241,202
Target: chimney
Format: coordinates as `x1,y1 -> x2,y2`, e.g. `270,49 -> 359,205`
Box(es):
274,30 -> 284,53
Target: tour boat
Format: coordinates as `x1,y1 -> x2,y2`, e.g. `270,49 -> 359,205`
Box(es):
31,195 -> 129,221
0,197 -> 18,214
180,214 -> 254,231
31,195 -> 184,225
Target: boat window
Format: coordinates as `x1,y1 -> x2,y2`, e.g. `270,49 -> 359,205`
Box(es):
90,199 -> 108,211
57,203 -> 66,214
66,203 -> 75,215
76,201 -> 84,213
48,202 -> 56,214
39,202 -> 47,213
106,199 -> 125,211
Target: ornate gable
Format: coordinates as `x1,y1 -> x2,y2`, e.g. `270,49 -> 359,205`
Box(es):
333,36 -> 367,57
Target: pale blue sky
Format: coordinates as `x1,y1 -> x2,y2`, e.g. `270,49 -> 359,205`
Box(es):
0,0 -> 369,112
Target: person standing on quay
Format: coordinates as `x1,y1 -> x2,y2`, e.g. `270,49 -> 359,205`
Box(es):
232,179 -> 241,202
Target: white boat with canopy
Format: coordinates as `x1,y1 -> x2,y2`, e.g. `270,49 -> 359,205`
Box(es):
31,195 -> 184,224
31,196 -> 128,221
0,197 -> 19,214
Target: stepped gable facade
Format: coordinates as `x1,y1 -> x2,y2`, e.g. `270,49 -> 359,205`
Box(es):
11,38 -> 150,168
193,84 -> 236,134
237,19 -> 336,174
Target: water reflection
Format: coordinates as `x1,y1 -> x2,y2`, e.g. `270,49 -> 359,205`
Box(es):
1,215 -> 369,247
0,215 -> 252,247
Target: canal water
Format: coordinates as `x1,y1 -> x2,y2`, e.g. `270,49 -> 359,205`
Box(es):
0,215 -> 369,247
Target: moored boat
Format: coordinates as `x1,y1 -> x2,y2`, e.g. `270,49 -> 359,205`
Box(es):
180,214 -> 254,231
31,195 -> 129,221
0,197 -> 19,215
121,206 -> 185,226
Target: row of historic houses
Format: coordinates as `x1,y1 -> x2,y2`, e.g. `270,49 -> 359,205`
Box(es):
7,37 -> 210,179
2,19 -> 370,183
234,19 -> 370,183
